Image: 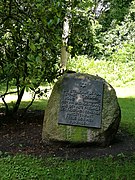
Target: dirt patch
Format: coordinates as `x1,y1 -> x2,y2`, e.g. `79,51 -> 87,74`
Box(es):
0,110 -> 135,159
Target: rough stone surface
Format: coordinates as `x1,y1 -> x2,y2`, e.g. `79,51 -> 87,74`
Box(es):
42,73 -> 121,146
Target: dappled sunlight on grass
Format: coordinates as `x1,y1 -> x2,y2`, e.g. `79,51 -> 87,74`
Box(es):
0,85 -> 52,110
0,85 -> 52,103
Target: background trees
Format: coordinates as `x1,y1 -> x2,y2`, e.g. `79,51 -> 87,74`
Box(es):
93,0 -> 135,61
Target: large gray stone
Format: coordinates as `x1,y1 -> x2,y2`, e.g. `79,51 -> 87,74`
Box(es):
42,73 -> 121,146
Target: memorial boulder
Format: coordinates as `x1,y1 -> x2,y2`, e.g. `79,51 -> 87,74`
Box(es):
42,73 -> 121,146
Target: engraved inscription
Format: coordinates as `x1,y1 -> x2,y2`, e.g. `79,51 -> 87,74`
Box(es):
58,77 -> 103,128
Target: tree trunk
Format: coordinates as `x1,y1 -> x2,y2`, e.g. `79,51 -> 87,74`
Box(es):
13,86 -> 25,114
60,2 -> 71,71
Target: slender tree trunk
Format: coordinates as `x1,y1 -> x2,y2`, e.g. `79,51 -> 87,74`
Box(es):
60,1 -> 71,71
13,86 -> 25,114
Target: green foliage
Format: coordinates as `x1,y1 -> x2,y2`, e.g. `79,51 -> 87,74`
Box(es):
94,0 -> 135,61
68,0 -> 100,57
0,0 -> 65,114
67,55 -> 135,87
98,0 -> 133,30
0,0 -> 99,115
0,154 -> 135,179
110,43 -> 135,63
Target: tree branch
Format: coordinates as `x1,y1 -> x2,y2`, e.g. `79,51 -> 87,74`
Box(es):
0,91 -> 17,98
23,91 -> 36,115
13,86 -> 25,113
2,97 -> 9,115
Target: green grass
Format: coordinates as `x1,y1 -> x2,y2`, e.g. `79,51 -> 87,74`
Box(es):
115,86 -> 135,135
118,97 -> 135,135
0,154 -> 135,179
19,99 -> 48,110
0,99 -> 47,111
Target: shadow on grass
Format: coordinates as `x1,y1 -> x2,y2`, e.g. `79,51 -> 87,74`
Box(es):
118,97 -> 135,135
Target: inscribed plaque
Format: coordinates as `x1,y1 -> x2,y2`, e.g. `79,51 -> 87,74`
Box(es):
58,77 -> 103,128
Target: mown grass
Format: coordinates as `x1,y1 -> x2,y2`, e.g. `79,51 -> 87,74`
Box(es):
0,154 -> 135,179
118,97 -> 135,135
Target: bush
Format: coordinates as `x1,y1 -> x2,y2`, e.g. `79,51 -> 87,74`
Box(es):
67,55 -> 135,87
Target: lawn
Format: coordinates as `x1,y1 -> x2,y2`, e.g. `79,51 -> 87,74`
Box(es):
115,87 -> 135,135
0,154 -> 135,179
